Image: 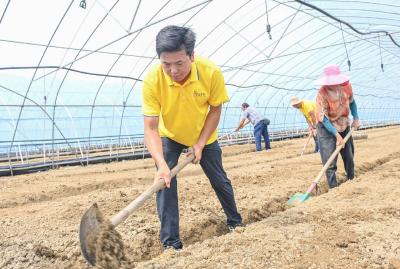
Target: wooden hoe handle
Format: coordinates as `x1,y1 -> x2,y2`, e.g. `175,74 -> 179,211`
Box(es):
110,151 -> 195,226
304,127 -> 355,195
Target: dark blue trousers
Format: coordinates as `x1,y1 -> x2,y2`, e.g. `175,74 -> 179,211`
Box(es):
254,121 -> 271,151
317,124 -> 355,188
157,138 -> 242,248
313,133 -> 320,153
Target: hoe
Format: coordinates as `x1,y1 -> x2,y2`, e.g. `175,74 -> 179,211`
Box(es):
79,153 -> 194,265
288,127 -> 354,206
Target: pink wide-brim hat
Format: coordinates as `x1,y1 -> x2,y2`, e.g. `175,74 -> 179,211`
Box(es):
314,64 -> 350,86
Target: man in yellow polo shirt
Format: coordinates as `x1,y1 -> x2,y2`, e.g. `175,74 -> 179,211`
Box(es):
290,96 -> 319,153
142,25 -> 243,251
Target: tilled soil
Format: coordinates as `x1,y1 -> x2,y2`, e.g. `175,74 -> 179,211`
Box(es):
0,126 -> 399,269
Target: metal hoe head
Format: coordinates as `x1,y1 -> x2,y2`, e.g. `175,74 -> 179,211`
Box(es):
287,192 -> 310,206
79,203 -> 104,266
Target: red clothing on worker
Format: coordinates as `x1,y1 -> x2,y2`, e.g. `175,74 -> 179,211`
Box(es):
316,81 -> 354,132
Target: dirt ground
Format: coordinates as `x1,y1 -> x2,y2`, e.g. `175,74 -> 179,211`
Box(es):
1,126 -> 400,269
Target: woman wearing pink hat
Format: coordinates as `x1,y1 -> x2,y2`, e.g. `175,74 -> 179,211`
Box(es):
315,64 -> 360,188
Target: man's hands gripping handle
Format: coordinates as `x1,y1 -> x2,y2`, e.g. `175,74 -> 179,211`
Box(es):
154,148 -> 195,189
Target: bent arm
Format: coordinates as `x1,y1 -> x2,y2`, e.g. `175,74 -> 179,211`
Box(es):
350,100 -> 359,120
235,118 -> 249,131
322,115 -> 337,136
143,116 -> 167,168
196,105 -> 222,147
308,111 -> 318,128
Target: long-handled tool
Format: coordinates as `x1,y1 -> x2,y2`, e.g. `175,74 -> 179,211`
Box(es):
300,131 -> 313,156
79,153 -> 195,266
288,127 -> 354,206
352,131 -> 368,140
219,130 -> 236,140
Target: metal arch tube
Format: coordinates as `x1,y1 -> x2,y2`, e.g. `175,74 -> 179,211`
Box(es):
7,0 -> 75,171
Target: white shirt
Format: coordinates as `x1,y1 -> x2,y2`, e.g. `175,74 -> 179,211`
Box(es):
241,107 -> 264,126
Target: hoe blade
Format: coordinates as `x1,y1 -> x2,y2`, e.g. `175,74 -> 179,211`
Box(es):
79,203 -> 104,266
287,192 -> 310,206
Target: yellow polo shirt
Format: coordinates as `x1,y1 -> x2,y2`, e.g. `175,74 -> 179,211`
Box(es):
299,100 -> 317,124
142,57 -> 229,146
